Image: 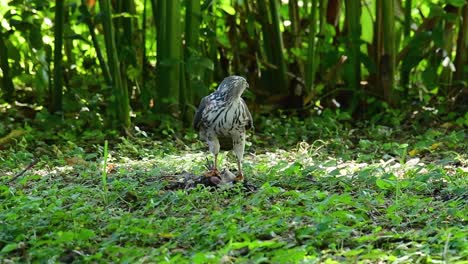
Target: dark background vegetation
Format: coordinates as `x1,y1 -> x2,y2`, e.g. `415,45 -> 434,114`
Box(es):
0,0 -> 466,137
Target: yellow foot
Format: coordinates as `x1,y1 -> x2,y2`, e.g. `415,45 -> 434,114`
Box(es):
235,173 -> 244,182
204,169 -> 220,178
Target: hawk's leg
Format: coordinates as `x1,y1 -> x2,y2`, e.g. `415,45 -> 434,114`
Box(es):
205,136 -> 221,177
235,159 -> 244,181
204,154 -> 220,177
233,133 -> 246,181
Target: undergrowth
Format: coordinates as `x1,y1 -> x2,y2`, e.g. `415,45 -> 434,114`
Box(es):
0,112 -> 467,263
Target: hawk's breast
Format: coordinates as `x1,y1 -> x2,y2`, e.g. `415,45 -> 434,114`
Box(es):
204,98 -> 247,136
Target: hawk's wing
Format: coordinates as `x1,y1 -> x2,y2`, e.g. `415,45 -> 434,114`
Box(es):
193,96 -> 209,130
241,98 -> 254,130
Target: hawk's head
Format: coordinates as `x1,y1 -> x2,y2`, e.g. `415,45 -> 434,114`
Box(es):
216,75 -> 249,101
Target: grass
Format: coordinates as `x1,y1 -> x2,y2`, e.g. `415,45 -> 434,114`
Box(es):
0,113 -> 467,263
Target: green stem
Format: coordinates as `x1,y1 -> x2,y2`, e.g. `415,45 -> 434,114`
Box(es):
79,1 -> 112,86
345,0 -> 361,111
452,4 -> 467,97
99,0 -> 131,129
258,0 -> 288,94
0,30 -> 15,102
400,0 -> 412,94
102,140 -> 109,203
305,0 -> 317,92
51,0 -> 64,113
156,0 -> 181,113
381,0 -> 396,105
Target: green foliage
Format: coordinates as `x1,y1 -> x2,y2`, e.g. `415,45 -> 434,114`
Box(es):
1,0 -> 466,127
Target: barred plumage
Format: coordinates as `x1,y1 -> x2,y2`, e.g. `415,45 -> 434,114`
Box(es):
193,75 -> 253,180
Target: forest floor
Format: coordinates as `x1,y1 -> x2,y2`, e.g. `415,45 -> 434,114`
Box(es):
0,112 -> 467,263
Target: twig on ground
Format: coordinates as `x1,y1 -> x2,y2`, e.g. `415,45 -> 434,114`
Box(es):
8,158 -> 38,183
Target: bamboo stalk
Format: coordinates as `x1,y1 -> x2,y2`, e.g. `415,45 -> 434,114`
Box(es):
344,0 -> 361,103
183,0 -> 201,124
63,8 -> 75,85
51,0 -> 65,113
227,7 -> 241,74
403,0 -> 412,37
0,30 -> 15,102
150,0 -> 158,29
382,0 -> 396,105
288,0 -> 305,101
142,0 -> 148,92
150,0 -> 159,104
453,4 -> 468,97
269,0 -> 288,91
257,0 -> 288,94
184,0 -> 201,102
242,0 -> 262,86
79,1 -> 112,86
157,0 -> 166,65
113,0 -> 136,116
289,0 -> 300,50
156,0 -> 181,112
204,3 -> 218,85
99,0 -> 131,128
117,0 -> 137,66
439,5 -> 458,94
400,0 -> 412,93
318,0 -> 330,88
257,0 -> 272,63
179,53 -> 188,125
305,0 -> 317,92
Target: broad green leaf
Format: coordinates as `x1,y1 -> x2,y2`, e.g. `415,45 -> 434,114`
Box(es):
220,4 -> 235,15
376,178 -> 394,190
56,231 -> 75,243
77,229 -> 96,240
1,243 -> 18,253
361,3 -> 373,43
445,0 -> 466,7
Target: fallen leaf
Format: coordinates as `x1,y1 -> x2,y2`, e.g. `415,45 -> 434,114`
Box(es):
159,233 -> 175,239
107,163 -> 117,173
430,142 -> 442,151
66,156 -> 87,166
409,149 -> 419,157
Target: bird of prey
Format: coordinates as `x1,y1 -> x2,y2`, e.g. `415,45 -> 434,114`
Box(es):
193,75 -> 253,181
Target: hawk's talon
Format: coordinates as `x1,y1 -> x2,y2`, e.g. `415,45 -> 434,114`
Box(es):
204,169 -> 221,178
235,173 -> 244,182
